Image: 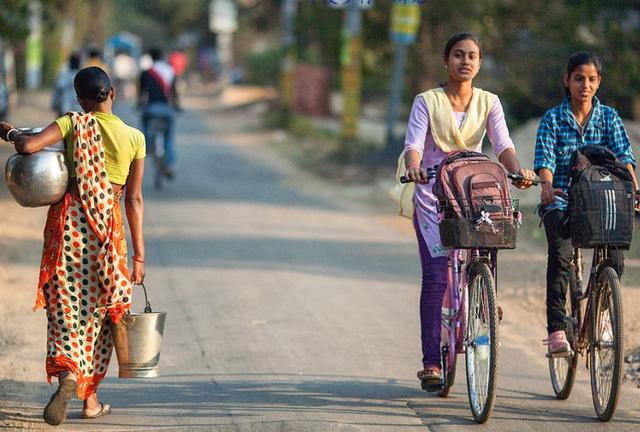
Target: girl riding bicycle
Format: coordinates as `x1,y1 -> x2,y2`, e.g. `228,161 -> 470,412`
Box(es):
534,52 -> 638,355
403,32 -> 534,384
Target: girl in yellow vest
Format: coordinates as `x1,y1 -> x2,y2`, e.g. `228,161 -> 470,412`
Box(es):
403,32 -> 534,384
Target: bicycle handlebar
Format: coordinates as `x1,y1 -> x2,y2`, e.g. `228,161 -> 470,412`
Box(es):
400,168 -> 437,184
507,173 -> 544,186
401,170 -> 543,186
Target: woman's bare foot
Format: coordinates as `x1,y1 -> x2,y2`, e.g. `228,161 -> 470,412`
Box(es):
83,392 -> 100,413
81,393 -> 111,418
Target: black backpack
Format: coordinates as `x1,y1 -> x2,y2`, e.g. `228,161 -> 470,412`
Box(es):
568,145 -> 635,249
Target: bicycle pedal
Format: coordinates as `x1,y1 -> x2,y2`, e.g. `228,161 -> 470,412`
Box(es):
421,380 -> 445,392
546,350 -> 574,359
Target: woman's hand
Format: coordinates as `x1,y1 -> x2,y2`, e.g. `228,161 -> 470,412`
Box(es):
511,168 -> 536,189
406,166 -> 430,184
541,183 -> 562,206
130,260 -> 145,285
0,122 -> 16,142
13,135 -> 28,153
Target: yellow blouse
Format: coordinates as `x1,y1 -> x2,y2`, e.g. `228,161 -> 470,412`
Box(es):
55,111 -> 145,185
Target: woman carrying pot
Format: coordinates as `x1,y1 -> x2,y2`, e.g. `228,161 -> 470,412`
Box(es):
0,66 -> 145,426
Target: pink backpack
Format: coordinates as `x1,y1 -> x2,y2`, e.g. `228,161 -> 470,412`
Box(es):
433,151 -> 517,249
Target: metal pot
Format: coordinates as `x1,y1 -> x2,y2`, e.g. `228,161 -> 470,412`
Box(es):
4,128 -> 69,208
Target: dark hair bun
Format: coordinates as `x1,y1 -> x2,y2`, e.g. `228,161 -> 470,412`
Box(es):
96,89 -> 109,103
74,67 -> 112,103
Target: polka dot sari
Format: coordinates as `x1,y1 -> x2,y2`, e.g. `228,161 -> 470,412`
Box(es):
35,112 -> 132,399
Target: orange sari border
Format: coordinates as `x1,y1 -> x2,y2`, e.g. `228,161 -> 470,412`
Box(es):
33,194 -> 70,311
46,355 -> 107,400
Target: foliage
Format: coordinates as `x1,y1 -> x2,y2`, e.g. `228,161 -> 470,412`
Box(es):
0,0 -> 31,42
4,0 -> 640,123
110,0 -> 210,47
276,0 -> 640,121
295,2 -> 343,70
246,47 -> 283,86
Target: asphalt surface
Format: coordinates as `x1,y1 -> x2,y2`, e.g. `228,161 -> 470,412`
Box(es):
1,94 -> 639,431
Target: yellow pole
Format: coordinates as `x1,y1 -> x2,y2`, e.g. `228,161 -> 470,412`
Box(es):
340,1 -> 362,143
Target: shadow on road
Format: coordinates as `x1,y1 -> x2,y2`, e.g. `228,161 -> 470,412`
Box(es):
4,372 -> 640,430
0,373 -> 427,430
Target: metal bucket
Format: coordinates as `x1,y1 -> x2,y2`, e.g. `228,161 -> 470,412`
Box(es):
112,284 -> 167,378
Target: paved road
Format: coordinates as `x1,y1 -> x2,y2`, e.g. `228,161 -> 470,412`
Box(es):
1,94 -> 639,431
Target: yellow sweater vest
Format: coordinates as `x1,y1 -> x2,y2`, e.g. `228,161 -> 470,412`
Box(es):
419,87 -> 496,152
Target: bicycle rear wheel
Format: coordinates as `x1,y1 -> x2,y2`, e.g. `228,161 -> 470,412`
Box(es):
589,266 -> 623,422
465,262 -> 498,424
548,267 -> 578,400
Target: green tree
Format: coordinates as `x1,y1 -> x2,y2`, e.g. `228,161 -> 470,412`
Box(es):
0,0 -> 31,42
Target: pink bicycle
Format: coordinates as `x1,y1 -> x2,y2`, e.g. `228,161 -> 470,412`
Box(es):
402,171 -> 539,423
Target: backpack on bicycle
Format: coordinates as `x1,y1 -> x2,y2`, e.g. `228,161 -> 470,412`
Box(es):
433,151 -> 518,249
568,145 -> 634,249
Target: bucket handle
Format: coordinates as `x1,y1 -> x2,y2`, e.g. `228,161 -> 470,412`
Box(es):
139,283 -> 153,313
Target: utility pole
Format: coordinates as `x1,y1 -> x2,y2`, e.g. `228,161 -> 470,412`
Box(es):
25,0 -> 42,89
339,0 -> 364,144
385,2 -> 421,151
209,0 -> 238,85
280,0 -> 297,111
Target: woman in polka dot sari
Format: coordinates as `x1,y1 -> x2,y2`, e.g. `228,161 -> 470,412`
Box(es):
0,67 -> 145,425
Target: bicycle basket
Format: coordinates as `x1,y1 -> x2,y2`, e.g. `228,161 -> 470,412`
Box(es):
437,197 -> 520,249
569,180 -> 634,249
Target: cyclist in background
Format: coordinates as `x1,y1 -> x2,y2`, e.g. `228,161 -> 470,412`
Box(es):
84,47 -> 111,77
138,47 -> 181,179
534,52 -> 638,355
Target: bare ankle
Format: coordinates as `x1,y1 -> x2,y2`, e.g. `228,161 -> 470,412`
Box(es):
58,372 -> 77,384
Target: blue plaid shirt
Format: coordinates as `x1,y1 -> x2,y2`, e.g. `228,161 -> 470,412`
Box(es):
534,97 -> 635,210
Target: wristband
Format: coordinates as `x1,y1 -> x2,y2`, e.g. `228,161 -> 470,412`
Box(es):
132,256 -> 145,263
6,128 -> 18,143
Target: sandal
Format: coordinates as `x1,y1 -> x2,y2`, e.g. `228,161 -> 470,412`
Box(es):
417,367 -> 441,383
43,379 -> 77,426
81,402 -> 112,419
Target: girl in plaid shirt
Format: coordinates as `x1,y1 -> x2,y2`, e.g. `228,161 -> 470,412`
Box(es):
534,52 -> 638,354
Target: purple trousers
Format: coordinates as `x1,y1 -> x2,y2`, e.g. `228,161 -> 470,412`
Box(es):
413,215 -> 448,368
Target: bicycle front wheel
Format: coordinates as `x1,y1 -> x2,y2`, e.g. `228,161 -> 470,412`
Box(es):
589,266 -> 623,422
465,262 -> 498,424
